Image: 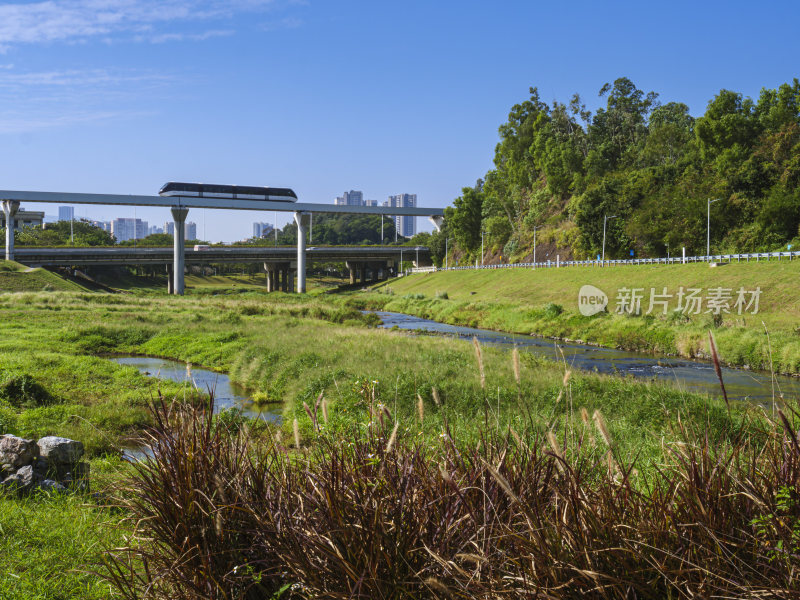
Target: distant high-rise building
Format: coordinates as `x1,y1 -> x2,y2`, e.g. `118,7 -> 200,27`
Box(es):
365,199 -> 378,207
148,225 -> 164,236
253,222 -> 274,238
335,190 -> 364,206
185,222 -> 197,240
58,206 -> 74,222
112,218 -> 148,242
164,221 -> 196,239
387,193 -> 417,238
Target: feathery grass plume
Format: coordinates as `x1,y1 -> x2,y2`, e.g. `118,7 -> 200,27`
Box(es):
432,387 -> 441,407
321,396 -> 329,424
546,431 -> 564,461
303,401 -> 316,430
438,462 -> 452,483
382,404 -> 392,421
293,418 -> 301,448
385,421 -> 400,453
423,577 -> 453,597
546,431 -> 565,474
416,393 -> 424,424
512,347 -> 521,384
580,407 -> 595,445
481,458 -> 520,504
456,553 -> 488,566
592,409 -> 613,448
215,510 -> 223,537
708,330 -> 729,409
472,336 -> 485,389
562,369 -> 572,387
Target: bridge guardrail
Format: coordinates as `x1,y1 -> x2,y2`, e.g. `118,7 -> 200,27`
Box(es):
408,250 -> 800,274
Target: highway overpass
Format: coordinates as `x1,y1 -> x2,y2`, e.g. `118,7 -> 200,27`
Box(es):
0,188 -> 444,294
13,245 -> 430,292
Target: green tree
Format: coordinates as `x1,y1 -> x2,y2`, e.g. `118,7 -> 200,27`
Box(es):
16,220 -> 115,247
446,181 -> 484,252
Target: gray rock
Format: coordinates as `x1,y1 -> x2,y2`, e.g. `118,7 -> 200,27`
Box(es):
0,434 -> 38,469
37,436 -> 84,465
16,465 -> 40,487
39,479 -> 67,493
1,464 -> 41,494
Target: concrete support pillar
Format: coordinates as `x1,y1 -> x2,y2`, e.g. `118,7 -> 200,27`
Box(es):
282,267 -> 289,292
264,263 -> 275,292
346,260 -> 357,285
171,207 -> 188,295
294,211 -> 308,294
2,200 -> 19,261
371,263 -> 379,282
166,264 -> 174,294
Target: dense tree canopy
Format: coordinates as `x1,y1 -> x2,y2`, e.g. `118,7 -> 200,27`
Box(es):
439,77 -> 800,264
247,213 -> 397,246
13,220 -> 115,247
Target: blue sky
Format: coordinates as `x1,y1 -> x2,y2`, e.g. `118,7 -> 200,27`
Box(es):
0,0 -> 798,241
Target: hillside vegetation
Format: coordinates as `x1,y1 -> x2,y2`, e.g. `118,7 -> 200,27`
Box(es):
430,77 -> 800,265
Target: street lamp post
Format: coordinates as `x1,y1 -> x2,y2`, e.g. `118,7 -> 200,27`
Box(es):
481,230 -> 484,266
707,198 -> 720,258
533,225 -> 539,267
602,215 -> 617,263
445,237 -> 449,269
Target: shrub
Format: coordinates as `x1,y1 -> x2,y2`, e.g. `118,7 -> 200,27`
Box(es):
435,290 -> 449,300
542,302 -> 564,318
0,373 -> 57,409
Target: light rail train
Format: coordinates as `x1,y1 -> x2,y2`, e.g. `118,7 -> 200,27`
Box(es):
158,182 -> 297,202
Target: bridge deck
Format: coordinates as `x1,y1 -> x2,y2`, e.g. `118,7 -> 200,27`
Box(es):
14,246 -> 431,267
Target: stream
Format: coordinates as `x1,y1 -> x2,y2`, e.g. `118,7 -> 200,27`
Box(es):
113,356 -> 281,460
373,311 -> 800,401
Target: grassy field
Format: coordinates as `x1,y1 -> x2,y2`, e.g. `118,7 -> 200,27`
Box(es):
357,259 -> 800,374
0,290 -> 747,463
0,284 -> 790,599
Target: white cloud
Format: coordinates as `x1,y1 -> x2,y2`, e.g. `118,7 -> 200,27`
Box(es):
0,109 -> 152,134
146,28 -> 234,44
0,0 -> 279,47
0,67 -> 171,87
0,67 -> 170,134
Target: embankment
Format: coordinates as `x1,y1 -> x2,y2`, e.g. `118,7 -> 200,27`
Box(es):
353,260 -> 800,375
